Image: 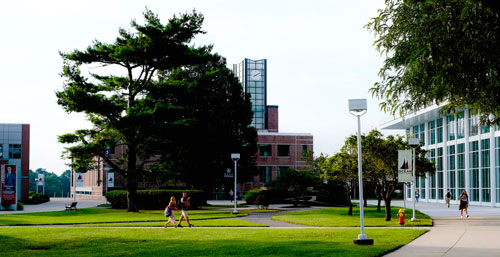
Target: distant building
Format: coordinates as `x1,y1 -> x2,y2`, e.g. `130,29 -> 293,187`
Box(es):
0,124 -> 30,203
231,58 -> 314,195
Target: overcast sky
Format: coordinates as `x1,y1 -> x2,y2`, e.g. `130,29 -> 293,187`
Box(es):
0,0 -> 403,175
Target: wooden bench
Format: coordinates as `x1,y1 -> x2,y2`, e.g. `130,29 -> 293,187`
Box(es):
65,202 -> 78,211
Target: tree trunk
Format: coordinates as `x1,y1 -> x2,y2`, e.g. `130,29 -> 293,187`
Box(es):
377,196 -> 382,212
126,146 -> 139,212
364,197 -> 368,207
383,198 -> 392,221
348,198 -> 353,216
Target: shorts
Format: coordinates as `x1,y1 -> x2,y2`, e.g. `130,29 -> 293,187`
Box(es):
181,210 -> 189,218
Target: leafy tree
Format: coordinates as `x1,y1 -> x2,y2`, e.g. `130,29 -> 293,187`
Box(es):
321,151 -> 358,215
324,130 -> 434,220
268,168 -> 318,206
367,0 -> 500,124
56,10 -> 255,211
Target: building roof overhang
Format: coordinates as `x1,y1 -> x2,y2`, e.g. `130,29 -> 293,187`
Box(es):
379,104 -> 445,130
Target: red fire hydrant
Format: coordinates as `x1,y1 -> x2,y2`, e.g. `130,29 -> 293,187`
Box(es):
397,208 -> 405,225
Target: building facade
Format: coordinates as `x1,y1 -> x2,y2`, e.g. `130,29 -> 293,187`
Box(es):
0,124 -> 30,203
381,106 -> 500,207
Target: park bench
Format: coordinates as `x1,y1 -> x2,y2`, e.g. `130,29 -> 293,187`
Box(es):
65,202 -> 78,211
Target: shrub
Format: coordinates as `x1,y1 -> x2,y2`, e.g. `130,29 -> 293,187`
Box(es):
254,194 -> 269,209
17,201 -> 24,210
243,189 -> 263,205
25,192 -> 50,204
105,190 -> 206,210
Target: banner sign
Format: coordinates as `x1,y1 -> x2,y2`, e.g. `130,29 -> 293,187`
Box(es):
37,174 -> 45,186
75,173 -> 84,187
1,164 -> 17,210
108,172 -> 114,188
398,150 -> 413,183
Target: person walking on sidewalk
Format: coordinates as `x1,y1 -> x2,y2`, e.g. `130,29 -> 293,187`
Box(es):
415,191 -> 420,203
164,196 -> 178,228
445,189 -> 451,208
178,192 -> 193,228
458,189 -> 469,218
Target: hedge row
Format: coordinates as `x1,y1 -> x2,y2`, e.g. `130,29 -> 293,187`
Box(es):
105,190 -> 207,210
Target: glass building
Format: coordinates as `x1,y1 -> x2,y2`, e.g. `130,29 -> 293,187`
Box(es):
381,106 -> 500,207
233,58 -> 267,130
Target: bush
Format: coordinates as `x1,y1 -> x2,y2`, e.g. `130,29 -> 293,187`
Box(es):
254,194 -> 269,209
17,201 -> 24,210
25,192 -> 50,205
105,190 -> 207,210
243,189 -> 263,205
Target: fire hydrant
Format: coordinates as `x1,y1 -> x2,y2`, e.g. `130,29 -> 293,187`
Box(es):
397,208 -> 405,225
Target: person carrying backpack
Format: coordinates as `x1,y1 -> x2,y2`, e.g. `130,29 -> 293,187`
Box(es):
445,189 -> 451,208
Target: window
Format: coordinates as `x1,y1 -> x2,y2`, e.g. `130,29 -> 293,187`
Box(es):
259,166 -> 271,184
428,149 -> 436,199
8,144 -> 21,159
302,145 -> 308,152
0,145 -> 3,158
278,166 -> 289,177
447,145 -> 456,199
457,111 -> 465,139
457,143 -> 466,195
259,144 -> 272,157
447,115 -> 456,141
437,147 -> 444,199
496,137 -> 500,203
481,139 -> 490,202
278,145 -> 290,157
428,121 -> 436,145
469,111 -> 479,137
413,125 -> 419,139
469,141 -> 479,201
437,118 -> 443,143
420,124 -> 425,145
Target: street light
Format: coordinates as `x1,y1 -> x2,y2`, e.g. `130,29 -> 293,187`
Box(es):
231,153 -> 240,214
408,137 -> 420,222
348,99 -> 373,245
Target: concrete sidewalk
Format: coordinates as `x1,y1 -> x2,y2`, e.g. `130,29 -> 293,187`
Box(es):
0,198 -> 106,214
384,200 -> 500,257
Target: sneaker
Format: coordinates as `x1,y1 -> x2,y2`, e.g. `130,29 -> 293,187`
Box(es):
189,224 -> 194,227
461,216 -> 463,219
178,224 -> 183,227
467,215 -> 469,218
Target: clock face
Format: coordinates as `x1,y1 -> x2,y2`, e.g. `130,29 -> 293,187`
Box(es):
250,70 -> 261,80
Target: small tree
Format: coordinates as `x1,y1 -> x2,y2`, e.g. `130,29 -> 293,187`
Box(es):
269,168 -> 318,206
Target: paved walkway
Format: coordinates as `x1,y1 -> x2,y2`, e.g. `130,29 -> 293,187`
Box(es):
384,200 -> 500,257
0,198 -> 106,214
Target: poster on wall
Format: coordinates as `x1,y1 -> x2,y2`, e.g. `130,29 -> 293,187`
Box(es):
107,173 -> 114,188
1,164 -> 17,211
75,173 -> 84,187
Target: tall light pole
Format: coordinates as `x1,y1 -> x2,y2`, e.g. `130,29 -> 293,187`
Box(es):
231,153 -> 240,214
348,99 -> 373,245
408,137 -> 420,222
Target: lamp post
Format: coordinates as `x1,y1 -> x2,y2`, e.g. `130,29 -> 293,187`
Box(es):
231,153 -> 240,214
408,137 -> 420,222
348,99 -> 373,245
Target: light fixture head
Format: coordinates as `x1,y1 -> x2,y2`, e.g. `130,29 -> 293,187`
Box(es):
348,99 -> 367,112
231,153 -> 240,161
408,138 -> 420,148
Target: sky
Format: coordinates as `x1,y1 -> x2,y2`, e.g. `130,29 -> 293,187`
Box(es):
0,0 -> 403,175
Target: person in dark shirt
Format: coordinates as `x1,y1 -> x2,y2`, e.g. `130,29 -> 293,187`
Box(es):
178,192 -> 193,227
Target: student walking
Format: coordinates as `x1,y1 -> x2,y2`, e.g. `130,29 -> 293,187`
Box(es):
229,189 -> 234,202
415,191 -> 420,203
445,189 -> 451,208
178,192 -> 193,228
458,189 -> 469,218
164,196 -> 178,228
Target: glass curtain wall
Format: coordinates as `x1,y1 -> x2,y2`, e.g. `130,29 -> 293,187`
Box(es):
437,147 -> 444,199
447,145 -> 457,199
457,111 -> 465,139
420,124 -> 425,145
481,139 -> 491,202
437,118 -> 444,143
457,143 -> 466,196
429,149 -> 436,199
469,141 -> 479,201
469,111 -> 479,137
447,115 -> 456,141
496,137 -> 500,203
428,121 -> 436,145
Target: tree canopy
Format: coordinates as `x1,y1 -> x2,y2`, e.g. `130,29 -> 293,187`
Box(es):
367,0 -> 500,124
56,9 -> 256,211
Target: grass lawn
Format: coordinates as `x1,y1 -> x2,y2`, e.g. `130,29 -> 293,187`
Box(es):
272,206 -> 432,227
74,218 -> 267,227
0,209 -> 247,226
200,204 -> 249,209
0,227 -> 427,256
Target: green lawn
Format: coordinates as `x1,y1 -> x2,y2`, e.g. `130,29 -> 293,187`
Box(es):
200,204 -> 249,209
0,209 -> 247,226
74,218 -> 267,227
272,206 -> 432,227
0,227 -> 427,256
